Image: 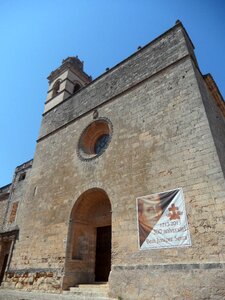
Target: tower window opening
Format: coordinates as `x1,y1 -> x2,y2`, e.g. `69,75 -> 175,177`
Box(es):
19,173 -> 26,181
73,83 -> 81,94
52,80 -> 61,97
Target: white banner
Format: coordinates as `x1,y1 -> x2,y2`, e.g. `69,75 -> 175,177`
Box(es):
137,188 -> 191,250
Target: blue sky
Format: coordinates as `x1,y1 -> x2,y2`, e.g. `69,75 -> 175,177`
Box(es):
0,0 -> 224,186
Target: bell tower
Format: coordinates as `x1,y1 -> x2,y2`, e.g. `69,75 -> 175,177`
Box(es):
44,56 -> 92,113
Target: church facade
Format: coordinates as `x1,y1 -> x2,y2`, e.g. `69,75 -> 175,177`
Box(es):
1,21 -> 225,299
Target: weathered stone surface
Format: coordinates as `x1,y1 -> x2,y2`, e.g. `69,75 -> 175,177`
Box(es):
0,21 -> 225,299
0,184 -> 11,228
38,23 -> 190,140
109,263 -> 225,299
0,288 -> 117,300
2,270 -> 62,293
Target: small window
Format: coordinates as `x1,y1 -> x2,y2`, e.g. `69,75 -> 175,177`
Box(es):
19,173 -> 26,181
73,83 -> 81,94
33,186 -> 38,197
78,119 -> 112,160
94,134 -> 110,155
9,202 -> 19,224
52,80 -> 61,97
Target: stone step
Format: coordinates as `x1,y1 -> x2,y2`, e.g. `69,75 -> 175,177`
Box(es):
77,282 -> 108,289
70,284 -> 108,292
70,290 -> 108,296
62,293 -> 114,300
66,282 -> 117,300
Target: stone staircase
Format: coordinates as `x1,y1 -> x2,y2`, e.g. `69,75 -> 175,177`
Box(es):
63,282 -> 117,300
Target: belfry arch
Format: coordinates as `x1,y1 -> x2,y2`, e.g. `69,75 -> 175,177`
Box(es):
63,188 -> 112,290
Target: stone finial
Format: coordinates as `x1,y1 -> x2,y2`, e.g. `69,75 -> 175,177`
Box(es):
47,55 -> 91,83
61,56 -> 83,71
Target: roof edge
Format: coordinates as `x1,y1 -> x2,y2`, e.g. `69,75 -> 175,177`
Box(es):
43,20 -> 193,117
203,73 -> 225,117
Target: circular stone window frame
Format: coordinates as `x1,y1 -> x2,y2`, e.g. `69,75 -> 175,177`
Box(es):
77,117 -> 113,161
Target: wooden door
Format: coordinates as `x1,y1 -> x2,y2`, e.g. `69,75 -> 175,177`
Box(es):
0,254 -> 9,285
95,226 -> 111,282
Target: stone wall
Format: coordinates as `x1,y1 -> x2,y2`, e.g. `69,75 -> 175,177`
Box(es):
0,161 -> 33,288
3,22 -> 225,299
0,185 -> 11,228
7,54 -> 225,296
109,263 -> 225,300
39,23 -> 191,139
3,269 -> 61,292
195,71 -> 225,178
2,160 -> 33,232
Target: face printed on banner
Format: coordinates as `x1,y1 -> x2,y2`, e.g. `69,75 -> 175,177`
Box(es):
138,194 -> 162,228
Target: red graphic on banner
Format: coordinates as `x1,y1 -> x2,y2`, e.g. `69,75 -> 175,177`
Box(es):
167,204 -> 182,220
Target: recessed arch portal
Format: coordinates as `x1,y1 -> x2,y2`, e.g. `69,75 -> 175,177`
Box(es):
63,188 -> 112,290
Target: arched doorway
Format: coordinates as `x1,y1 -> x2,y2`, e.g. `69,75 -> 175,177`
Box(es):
63,188 -> 112,290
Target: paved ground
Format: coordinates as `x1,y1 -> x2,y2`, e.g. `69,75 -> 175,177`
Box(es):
0,289 -> 65,300
0,289 -> 115,300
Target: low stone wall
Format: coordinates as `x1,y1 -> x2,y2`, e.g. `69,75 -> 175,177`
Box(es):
109,263 -> 225,300
2,269 -> 62,293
